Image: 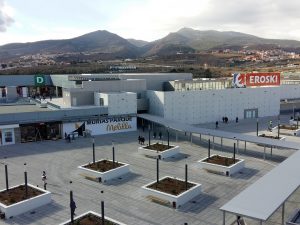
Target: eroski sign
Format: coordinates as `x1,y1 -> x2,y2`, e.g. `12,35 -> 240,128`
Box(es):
233,73 -> 280,87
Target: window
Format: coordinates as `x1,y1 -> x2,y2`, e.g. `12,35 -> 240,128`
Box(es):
99,98 -> 104,106
4,131 -> 13,143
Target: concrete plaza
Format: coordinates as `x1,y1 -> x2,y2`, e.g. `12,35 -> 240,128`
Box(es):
0,116 -> 299,225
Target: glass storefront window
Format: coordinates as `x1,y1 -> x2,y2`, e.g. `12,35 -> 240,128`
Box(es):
5,131 -> 13,143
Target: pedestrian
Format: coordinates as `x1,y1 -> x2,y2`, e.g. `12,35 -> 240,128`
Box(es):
138,135 -> 141,144
141,136 -> 145,145
222,117 -> 225,123
153,132 -> 157,139
64,132 -> 67,140
70,199 -> 77,216
236,117 -> 239,123
42,171 -> 47,189
215,121 -> 219,129
159,131 -> 162,140
42,171 -> 47,181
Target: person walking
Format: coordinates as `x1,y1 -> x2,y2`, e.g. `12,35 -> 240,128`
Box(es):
42,171 -> 47,190
215,121 -> 219,129
236,117 -> 239,123
70,199 -> 77,216
159,131 -> 162,140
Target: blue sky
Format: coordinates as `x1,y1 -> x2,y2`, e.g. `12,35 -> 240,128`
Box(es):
1,0 -> 300,45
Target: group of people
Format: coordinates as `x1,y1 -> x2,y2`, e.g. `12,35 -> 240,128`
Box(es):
216,117 -> 239,128
138,136 -> 145,145
222,116 -> 229,123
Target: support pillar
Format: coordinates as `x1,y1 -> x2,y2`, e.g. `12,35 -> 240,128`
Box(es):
271,146 -> 273,157
282,203 -> 285,225
221,137 -> 223,151
244,141 -> 246,152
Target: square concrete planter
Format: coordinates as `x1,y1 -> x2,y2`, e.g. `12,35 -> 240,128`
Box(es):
78,159 -> 130,183
59,211 -> 127,225
141,176 -> 202,209
272,125 -> 300,136
0,184 -> 51,219
198,154 -> 245,176
138,144 -> 180,159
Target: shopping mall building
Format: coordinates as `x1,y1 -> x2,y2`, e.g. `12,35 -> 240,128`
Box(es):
0,72 -> 300,146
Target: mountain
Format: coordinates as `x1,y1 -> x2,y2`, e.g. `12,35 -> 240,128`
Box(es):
177,27 -> 300,50
0,30 -> 140,61
127,39 -> 149,47
143,28 -> 300,54
1,28 -> 300,61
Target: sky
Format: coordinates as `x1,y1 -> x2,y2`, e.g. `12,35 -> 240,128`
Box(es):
1,0 -> 300,45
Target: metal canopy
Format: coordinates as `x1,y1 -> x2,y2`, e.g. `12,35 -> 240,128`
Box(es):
220,149 -> 300,221
137,114 -> 300,222
138,114 -> 299,150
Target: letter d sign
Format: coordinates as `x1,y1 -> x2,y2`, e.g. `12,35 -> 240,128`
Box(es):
35,75 -> 45,86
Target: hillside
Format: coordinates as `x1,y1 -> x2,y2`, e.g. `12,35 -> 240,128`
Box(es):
1,28 -> 300,61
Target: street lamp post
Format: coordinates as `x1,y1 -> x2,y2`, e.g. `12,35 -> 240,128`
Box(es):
101,200 -> 105,225
156,158 -> 159,184
233,143 -> 236,163
167,127 -> 170,147
148,124 -> 151,146
256,118 -> 259,136
112,141 -> 115,168
92,137 -> 95,164
185,164 -> 188,191
24,163 -> 28,198
208,139 -> 211,159
278,116 -> 280,139
69,181 -> 75,223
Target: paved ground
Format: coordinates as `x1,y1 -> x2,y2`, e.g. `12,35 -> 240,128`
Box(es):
0,115 -> 299,225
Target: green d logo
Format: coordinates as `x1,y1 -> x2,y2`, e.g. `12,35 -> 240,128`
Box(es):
35,75 -> 45,86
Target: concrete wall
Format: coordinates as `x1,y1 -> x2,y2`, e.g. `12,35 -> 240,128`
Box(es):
82,79 -> 146,93
63,89 -> 94,107
280,85 -> 300,100
99,92 -> 137,115
147,91 -> 165,117
118,73 -> 193,91
148,87 -> 280,124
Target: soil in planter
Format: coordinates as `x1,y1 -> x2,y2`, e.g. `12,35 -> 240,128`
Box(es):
144,143 -> 173,152
279,125 -> 298,130
65,213 -> 119,225
0,185 -> 44,206
259,134 -> 281,139
147,177 -> 195,196
84,160 -> 124,172
204,155 -> 239,167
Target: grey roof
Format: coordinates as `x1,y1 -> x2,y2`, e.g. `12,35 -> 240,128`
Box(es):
220,149 -> 300,221
0,75 -> 52,86
138,113 -> 299,150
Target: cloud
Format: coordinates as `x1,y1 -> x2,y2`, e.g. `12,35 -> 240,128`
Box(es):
0,0 -> 14,32
108,0 -> 300,41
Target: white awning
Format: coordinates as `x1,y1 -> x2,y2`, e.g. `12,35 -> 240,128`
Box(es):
220,149 -> 300,221
138,114 -> 299,150
0,124 -> 19,129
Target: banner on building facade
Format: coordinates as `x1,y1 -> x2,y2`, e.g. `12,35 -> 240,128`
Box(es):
233,72 -> 281,87
63,116 -> 137,136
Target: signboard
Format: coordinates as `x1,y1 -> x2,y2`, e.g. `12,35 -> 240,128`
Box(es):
232,73 -> 280,87
63,116 -> 137,136
34,75 -> 45,86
